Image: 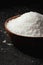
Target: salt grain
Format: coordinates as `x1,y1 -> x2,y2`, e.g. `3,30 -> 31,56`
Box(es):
1,48 -> 3,51
2,40 -> 6,43
6,11 -> 43,37
7,43 -> 13,46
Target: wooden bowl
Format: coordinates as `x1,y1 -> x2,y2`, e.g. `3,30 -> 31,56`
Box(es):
4,15 -> 43,58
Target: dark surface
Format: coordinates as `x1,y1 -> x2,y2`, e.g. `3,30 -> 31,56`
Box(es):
0,6 -> 43,65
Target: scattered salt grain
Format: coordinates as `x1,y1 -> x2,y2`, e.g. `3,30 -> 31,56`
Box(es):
2,40 -> 6,43
7,43 -> 13,46
1,48 -> 3,51
32,60 -> 34,63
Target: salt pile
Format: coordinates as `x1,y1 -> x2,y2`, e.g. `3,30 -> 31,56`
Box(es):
6,11 -> 43,37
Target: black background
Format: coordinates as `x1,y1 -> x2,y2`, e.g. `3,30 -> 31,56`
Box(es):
0,0 -> 43,9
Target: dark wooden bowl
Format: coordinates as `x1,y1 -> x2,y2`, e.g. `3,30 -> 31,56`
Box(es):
4,15 -> 43,58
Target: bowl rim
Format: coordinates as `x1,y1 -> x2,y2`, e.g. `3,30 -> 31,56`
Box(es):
4,15 -> 43,38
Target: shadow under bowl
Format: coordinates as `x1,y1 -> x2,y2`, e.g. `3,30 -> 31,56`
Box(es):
4,15 -> 43,59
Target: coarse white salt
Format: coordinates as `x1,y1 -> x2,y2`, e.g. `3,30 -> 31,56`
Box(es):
6,11 -> 43,37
